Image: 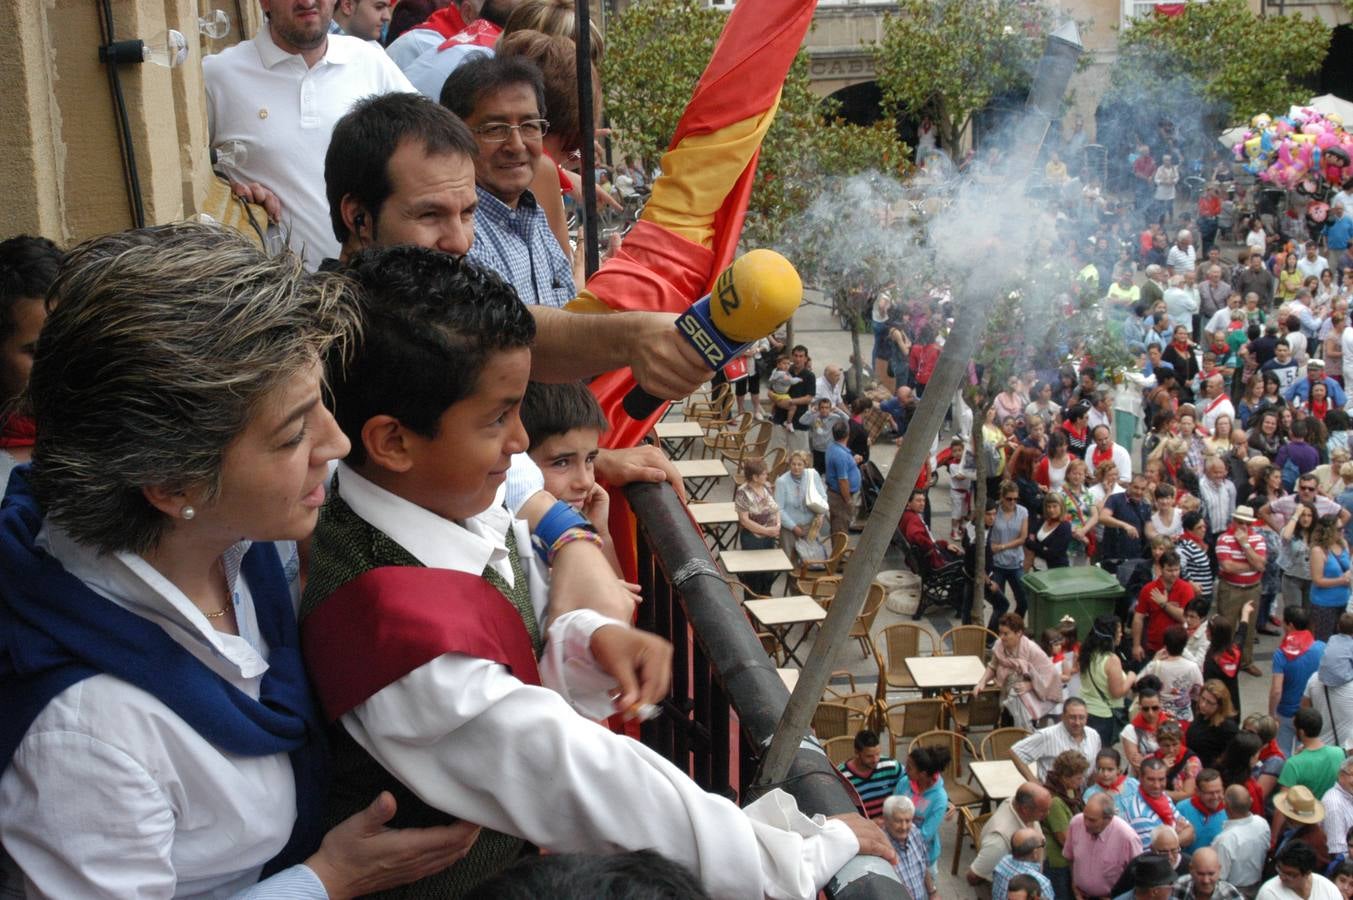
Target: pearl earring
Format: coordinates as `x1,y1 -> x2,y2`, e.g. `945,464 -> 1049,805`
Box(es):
181,506 -> 196,520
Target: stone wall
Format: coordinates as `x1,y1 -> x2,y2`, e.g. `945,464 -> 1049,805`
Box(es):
0,0 -> 260,244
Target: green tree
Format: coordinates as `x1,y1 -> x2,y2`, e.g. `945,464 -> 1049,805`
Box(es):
1110,0 -> 1329,126
873,0 -> 1053,155
602,0 -> 909,248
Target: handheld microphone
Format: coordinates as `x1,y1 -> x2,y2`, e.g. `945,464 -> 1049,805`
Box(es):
623,249 -> 803,420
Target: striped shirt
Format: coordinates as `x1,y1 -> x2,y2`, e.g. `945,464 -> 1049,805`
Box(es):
1177,535 -> 1215,599
888,825 -> 930,900
1215,527 -> 1266,587
839,757 -> 901,819
1011,723 -> 1101,781
1116,788 -> 1185,844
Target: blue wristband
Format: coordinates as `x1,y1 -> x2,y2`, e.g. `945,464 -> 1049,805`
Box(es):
530,500 -> 594,565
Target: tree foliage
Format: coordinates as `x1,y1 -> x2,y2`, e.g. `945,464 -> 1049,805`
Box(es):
1110,0 -> 1329,127
601,0 -> 909,247
873,0 -> 1052,153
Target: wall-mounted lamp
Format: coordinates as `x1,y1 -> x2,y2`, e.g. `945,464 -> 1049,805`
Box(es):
99,29 -> 189,68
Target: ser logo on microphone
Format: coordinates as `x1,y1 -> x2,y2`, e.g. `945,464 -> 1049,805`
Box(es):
715,266 -> 740,319
678,313 -> 726,367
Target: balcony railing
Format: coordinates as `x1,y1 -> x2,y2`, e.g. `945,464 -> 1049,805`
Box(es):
626,480 -> 904,899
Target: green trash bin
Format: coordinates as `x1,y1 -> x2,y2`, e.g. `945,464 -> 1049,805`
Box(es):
1022,567 -> 1125,644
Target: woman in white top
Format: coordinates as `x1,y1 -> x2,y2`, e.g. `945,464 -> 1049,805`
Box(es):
0,225 -> 476,899
1245,218 -> 1268,256
1146,481 -> 1184,541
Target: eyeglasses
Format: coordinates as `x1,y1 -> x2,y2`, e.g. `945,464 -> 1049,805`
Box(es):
472,119 -> 549,143
1140,704 -> 1161,712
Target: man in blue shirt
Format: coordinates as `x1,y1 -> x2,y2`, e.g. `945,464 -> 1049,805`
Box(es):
1327,205 -> 1353,275
1177,770 -> 1228,850
441,55 -> 576,308
1273,605 -> 1327,755
825,421 -> 860,536
1283,358 -> 1349,406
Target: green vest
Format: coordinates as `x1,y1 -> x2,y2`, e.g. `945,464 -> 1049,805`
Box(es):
301,490 -> 542,898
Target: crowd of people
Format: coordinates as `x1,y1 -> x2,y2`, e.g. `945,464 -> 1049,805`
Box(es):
0,0 -> 904,897
815,114 -> 1353,899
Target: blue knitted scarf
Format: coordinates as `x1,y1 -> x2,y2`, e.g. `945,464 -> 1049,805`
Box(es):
0,467 -> 325,873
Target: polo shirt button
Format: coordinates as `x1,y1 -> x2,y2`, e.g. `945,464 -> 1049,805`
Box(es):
258,108 -> 269,119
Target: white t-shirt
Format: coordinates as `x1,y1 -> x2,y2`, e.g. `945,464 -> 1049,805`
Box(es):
203,27 -> 414,269
1143,656 -> 1203,721
1255,872 -> 1342,900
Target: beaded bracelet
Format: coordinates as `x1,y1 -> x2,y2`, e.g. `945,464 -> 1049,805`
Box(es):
547,527 -> 605,566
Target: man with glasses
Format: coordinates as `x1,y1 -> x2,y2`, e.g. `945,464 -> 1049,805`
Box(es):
992,827 -> 1054,900
1256,840 -> 1342,899
1011,698 -> 1100,782
1259,473 -> 1349,532
441,54 -> 576,307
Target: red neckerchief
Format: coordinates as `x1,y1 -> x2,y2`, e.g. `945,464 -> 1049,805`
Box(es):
1062,420 -> 1086,442
0,414 -> 36,449
1189,794 -> 1221,818
1164,457 -> 1182,484
1139,783 -> 1176,825
1214,645 -> 1241,678
1258,739 -> 1285,762
1279,629 -> 1316,660
1180,531 -> 1207,550
1132,710 -> 1166,734
1052,650 -> 1066,664
1204,393 -> 1230,416
1312,396 -> 1329,420
1091,444 -> 1113,468
1101,773 -> 1128,793
1156,742 -> 1189,769
1173,338 -> 1191,354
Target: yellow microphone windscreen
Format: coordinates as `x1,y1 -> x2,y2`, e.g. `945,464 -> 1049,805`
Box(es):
708,249 -> 803,343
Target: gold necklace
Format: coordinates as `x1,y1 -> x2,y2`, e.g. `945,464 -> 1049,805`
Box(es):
201,558 -> 233,620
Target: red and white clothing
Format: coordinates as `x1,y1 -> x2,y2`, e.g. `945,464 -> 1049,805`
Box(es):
1088,442 -> 1133,484
404,19 -> 502,99
1216,527 -> 1266,587
1201,393 -> 1236,435
385,5 -> 468,70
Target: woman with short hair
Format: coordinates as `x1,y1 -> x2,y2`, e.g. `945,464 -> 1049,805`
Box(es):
774,449 -> 826,566
0,225 -> 474,897
971,613 -> 1061,729
734,456 -> 781,595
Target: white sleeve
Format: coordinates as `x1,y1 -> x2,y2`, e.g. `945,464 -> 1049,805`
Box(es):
536,608 -> 629,720
504,453 -> 546,516
344,656 -> 859,899
0,730 -> 178,899
1010,730 -> 1043,766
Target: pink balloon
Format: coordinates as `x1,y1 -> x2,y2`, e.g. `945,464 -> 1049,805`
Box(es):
1305,122 -> 1325,135
1318,132 -> 1337,149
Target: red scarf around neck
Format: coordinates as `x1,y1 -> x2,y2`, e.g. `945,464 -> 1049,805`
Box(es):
1139,783 -> 1176,825
1132,710 -> 1166,734
1258,739 -> 1285,762
1213,645 -> 1241,678
1279,629 -> 1316,660
1312,397 -> 1329,420
0,414 -> 35,449
1101,773 -> 1128,793
1189,794 -> 1222,818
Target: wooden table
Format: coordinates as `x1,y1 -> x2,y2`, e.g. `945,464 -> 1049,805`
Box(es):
970,759 -> 1024,811
903,655 -> 987,691
673,458 -> 729,501
653,421 -> 704,458
745,595 -> 827,666
688,501 -> 739,550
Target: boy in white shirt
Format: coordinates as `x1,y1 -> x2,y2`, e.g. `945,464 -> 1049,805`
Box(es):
301,246 -> 889,897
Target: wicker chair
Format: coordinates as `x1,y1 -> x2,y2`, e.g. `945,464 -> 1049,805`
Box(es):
951,809 -> 993,875
980,726 -> 1032,762
911,729 -> 983,812
812,702 -> 869,741
939,625 -> 997,660
950,686 -> 1003,734
821,735 -> 855,767
882,698 -> 948,757
846,582 -> 887,660
877,623 -> 938,698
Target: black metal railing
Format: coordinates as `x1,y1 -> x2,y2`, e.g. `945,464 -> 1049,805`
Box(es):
626,481 -> 904,899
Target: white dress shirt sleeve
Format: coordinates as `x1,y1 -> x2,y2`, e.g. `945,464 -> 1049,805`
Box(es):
343,655 -> 859,899
536,608 -> 631,720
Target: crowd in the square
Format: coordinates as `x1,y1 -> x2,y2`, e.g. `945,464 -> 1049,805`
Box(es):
819,117 -> 1353,900
0,0 -> 902,897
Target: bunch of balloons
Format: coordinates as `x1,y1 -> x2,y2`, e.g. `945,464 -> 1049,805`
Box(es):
1232,108 -> 1353,193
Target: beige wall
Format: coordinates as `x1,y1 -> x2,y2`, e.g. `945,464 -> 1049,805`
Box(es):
0,0 -> 255,245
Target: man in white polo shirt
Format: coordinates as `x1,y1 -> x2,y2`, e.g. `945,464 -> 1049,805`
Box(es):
1011,698 -> 1100,782
204,0 -> 413,269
